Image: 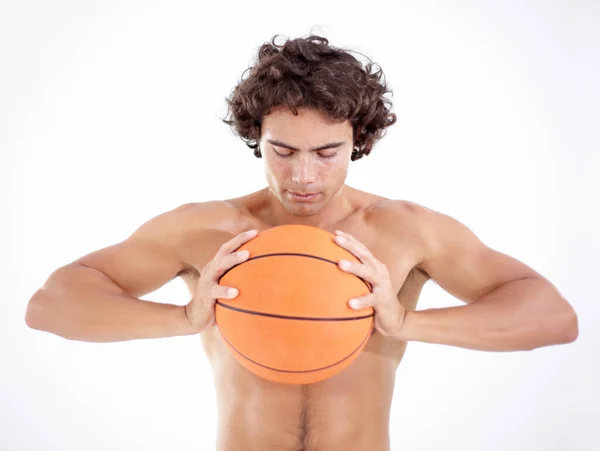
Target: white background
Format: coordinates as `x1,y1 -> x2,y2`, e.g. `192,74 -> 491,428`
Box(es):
2,1 -> 599,450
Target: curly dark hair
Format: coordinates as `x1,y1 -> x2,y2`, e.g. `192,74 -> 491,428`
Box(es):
222,34 -> 397,161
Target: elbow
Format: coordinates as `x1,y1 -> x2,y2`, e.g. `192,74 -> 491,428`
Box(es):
26,286 -> 66,335
560,309 -> 579,344
25,289 -> 50,331
25,265 -> 76,334
25,291 -> 76,340
526,307 -> 579,351
542,288 -> 579,346
542,307 -> 579,347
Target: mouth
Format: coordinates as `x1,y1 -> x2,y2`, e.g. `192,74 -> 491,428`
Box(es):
287,191 -> 320,202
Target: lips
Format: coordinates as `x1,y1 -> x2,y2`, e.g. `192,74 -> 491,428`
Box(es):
287,191 -> 320,201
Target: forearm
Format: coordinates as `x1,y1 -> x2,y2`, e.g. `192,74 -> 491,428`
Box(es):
25,264 -> 199,342
395,277 -> 578,351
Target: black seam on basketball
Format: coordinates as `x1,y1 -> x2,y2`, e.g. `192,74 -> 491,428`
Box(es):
219,319 -> 373,374
216,300 -> 374,321
218,252 -> 373,291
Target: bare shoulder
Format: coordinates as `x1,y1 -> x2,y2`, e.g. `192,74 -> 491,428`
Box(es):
366,197 -> 472,244
66,201 -> 252,298
363,199 -> 442,274
364,198 -> 431,235
368,199 -> 484,253
130,201 -> 234,242
133,200 -> 250,264
74,200 -> 234,264
171,200 -> 247,230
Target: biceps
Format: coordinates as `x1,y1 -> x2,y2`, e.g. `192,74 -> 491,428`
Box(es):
74,238 -> 185,298
418,213 -> 538,303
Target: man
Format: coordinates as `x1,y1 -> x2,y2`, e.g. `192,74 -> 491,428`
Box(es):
25,35 -> 578,451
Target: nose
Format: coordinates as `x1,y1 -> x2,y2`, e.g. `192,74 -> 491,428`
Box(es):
291,153 -> 317,185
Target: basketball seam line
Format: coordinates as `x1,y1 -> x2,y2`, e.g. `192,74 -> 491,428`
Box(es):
216,300 -> 374,321
219,320 -> 374,374
218,252 -> 373,291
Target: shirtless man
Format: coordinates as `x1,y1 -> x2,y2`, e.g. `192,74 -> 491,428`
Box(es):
25,35 -> 578,451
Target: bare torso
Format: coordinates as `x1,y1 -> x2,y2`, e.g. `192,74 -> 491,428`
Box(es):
176,187 -> 430,451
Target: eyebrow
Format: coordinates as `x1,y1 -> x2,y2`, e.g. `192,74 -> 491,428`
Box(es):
266,139 -> 346,152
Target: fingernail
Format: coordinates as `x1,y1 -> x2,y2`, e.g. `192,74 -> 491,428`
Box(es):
238,250 -> 250,258
339,260 -> 351,269
335,230 -> 344,235
335,236 -> 346,244
228,288 -> 239,297
247,229 -> 258,235
349,299 -> 360,309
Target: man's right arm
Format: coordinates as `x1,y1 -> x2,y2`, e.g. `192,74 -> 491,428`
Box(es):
25,203 -> 203,342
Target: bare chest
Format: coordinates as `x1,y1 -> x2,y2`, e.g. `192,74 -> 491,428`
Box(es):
209,360 -> 395,450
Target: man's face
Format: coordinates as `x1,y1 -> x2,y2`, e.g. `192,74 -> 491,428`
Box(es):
260,106 -> 354,217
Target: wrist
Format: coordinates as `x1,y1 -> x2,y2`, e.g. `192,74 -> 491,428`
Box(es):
393,310 -> 416,341
172,304 -> 202,336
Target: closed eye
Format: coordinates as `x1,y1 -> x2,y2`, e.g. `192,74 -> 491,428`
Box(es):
273,148 -> 338,159
274,150 -> 292,158
319,152 -> 337,159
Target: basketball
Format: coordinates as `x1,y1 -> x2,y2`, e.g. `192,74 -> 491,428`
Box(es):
214,224 -> 374,384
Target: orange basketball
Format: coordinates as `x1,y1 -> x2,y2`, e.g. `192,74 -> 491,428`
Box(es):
215,224 -> 374,384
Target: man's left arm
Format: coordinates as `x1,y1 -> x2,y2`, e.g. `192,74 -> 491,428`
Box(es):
398,205 -> 579,351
